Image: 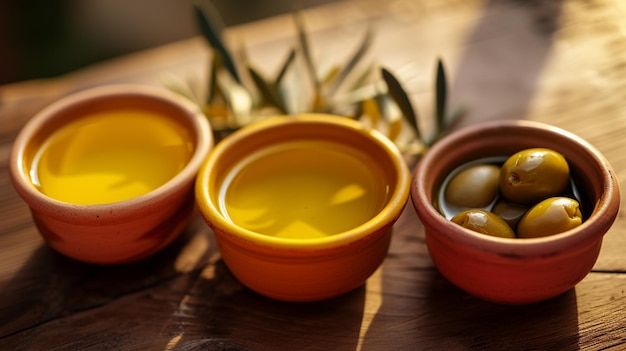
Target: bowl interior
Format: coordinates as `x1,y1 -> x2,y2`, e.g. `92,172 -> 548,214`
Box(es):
198,114 -> 411,249
414,120 -> 618,254
12,85 -> 211,217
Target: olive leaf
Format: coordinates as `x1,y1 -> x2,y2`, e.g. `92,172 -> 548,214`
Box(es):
347,62 -> 377,93
381,67 -> 421,141
435,59 -> 466,140
247,64 -> 287,113
272,49 -> 297,112
376,93 -> 403,141
294,11 -> 320,94
215,69 -> 253,125
206,52 -> 220,104
325,26 -> 374,97
446,105 -> 466,127
275,48 -> 296,85
169,3 -> 466,152
161,73 -> 202,107
435,58 -> 447,139
194,0 -> 241,83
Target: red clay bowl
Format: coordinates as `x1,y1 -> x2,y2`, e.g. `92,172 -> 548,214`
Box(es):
10,85 -> 213,264
411,119 -> 620,304
195,114 -> 411,302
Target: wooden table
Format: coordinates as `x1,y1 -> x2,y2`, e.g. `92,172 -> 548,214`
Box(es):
2,0 -> 626,349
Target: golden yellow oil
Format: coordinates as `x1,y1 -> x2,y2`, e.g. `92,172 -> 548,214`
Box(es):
31,109 -> 194,205
219,140 -> 390,239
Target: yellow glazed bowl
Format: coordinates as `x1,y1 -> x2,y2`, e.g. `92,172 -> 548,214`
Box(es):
195,114 -> 411,302
10,85 -> 213,264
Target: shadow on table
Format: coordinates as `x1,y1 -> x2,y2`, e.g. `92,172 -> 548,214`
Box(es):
366,269 -> 579,349
0,214 -> 365,350
449,0 -> 565,127
0,216 -> 212,346
0,2 -> 569,346
357,204 -> 579,350
175,263 -> 366,350
363,0 -> 577,347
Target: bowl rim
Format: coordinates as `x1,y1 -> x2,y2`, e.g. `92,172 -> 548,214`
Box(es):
195,113 -> 411,250
411,119 -> 620,256
9,84 -> 213,224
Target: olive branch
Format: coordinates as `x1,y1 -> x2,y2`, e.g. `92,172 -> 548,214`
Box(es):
163,0 -> 465,156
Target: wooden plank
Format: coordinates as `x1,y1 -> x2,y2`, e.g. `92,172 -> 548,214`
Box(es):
1,0 -> 626,349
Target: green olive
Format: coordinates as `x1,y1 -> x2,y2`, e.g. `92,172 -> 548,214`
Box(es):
444,164 -> 501,208
517,197 -> 582,238
451,209 -> 516,238
499,148 -> 569,204
492,200 -> 529,229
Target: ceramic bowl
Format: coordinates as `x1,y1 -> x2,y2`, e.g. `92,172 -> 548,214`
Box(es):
10,84 -> 213,264
195,114 -> 411,302
411,119 -> 620,304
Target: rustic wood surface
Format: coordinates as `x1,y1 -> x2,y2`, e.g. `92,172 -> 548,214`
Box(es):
2,0 -> 626,350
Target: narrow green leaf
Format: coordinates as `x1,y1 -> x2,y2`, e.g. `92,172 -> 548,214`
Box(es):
216,69 -> 253,124
274,48 -> 296,85
207,53 -> 221,104
347,61 -> 377,92
435,58 -> 447,137
326,26 -> 374,96
294,11 -> 319,90
194,1 -> 241,83
381,67 -> 420,139
161,73 -> 201,107
247,65 -> 287,113
446,105 -> 466,127
376,93 -> 404,142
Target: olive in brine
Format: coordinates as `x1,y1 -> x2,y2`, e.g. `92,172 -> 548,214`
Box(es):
492,199 -> 529,229
445,164 -> 500,208
517,197 -> 582,238
451,209 -> 516,238
499,148 -> 569,204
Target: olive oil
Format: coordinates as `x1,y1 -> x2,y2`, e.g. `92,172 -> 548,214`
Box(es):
220,140 -> 390,239
30,110 -> 194,205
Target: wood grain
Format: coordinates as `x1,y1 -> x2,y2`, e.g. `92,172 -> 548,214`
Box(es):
1,0 -> 626,349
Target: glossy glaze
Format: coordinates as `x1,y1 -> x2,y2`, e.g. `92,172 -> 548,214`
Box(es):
9,85 -> 213,264
196,114 -> 410,302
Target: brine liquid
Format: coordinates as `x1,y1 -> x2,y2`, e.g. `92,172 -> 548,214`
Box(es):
437,157 -> 505,220
220,140 -> 390,239
30,110 -> 194,205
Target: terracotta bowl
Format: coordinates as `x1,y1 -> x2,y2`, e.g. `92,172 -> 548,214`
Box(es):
10,85 -> 213,264
411,119 -> 620,304
195,114 -> 411,302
